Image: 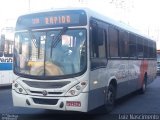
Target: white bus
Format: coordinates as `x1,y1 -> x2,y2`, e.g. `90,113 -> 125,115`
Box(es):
12,8 -> 157,112
0,28 -> 16,86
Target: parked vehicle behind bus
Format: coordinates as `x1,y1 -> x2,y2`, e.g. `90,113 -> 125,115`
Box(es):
0,27 -> 17,86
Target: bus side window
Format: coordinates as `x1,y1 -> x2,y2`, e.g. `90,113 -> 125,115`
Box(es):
108,26 -> 119,58
90,20 -> 107,70
143,39 -> 148,58
153,42 -> 157,58
97,27 -> 106,58
148,40 -> 153,58
90,20 -> 98,58
137,37 -> 144,58
90,21 -> 106,59
129,34 -> 137,58
119,30 -> 129,58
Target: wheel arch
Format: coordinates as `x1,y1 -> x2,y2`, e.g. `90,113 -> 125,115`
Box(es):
107,77 -> 118,92
107,77 -> 117,86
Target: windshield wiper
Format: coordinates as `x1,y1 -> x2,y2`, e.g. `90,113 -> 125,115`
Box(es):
50,27 -> 68,57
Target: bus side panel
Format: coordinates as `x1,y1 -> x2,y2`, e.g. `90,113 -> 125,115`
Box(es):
127,59 -> 156,93
110,60 -> 130,99
137,60 -> 157,88
88,68 -> 106,111
0,62 -> 13,85
87,60 -> 156,111
88,60 -> 130,111
127,60 -> 140,93
147,60 -> 157,84
0,62 -> 18,86
0,71 -> 13,85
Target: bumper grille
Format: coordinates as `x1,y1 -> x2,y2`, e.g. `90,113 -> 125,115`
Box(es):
30,91 -> 63,95
32,98 -> 58,105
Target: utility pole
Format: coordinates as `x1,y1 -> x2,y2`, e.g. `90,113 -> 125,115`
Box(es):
28,0 -> 31,11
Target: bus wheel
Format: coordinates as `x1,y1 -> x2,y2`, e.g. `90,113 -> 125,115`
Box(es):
139,74 -> 147,94
103,84 -> 116,113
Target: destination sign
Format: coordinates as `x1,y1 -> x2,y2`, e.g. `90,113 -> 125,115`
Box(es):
32,15 -> 72,25
16,10 -> 87,30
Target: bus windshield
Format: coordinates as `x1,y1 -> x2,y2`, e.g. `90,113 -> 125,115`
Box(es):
14,28 -> 87,79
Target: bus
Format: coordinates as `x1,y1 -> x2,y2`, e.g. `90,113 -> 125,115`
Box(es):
157,50 -> 160,74
0,27 -> 16,86
12,8 -> 157,112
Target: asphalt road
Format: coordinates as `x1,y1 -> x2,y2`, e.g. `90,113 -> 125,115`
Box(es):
1,76 -> 160,120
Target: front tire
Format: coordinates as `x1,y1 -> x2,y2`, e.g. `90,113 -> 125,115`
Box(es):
103,84 -> 116,113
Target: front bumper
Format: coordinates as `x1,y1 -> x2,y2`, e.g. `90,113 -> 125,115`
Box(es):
12,90 -> 88,112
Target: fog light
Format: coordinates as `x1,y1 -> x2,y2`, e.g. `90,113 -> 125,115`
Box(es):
81,81 -> 86,86
59,102 -> 64,108
26,99 -> 30,105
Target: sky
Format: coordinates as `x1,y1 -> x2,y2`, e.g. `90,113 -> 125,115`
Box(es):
0,0 -> 160,48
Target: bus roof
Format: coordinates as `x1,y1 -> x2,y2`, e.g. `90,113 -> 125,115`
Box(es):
18,7 -> 154,41
82,8 -> 154,41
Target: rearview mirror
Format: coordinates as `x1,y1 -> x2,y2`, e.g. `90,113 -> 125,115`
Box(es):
91,21 -> 98,45
98,28 -> 104,45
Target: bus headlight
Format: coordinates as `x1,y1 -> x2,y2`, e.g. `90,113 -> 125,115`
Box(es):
12,81 -> 27,95
65,81 -> 87,96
